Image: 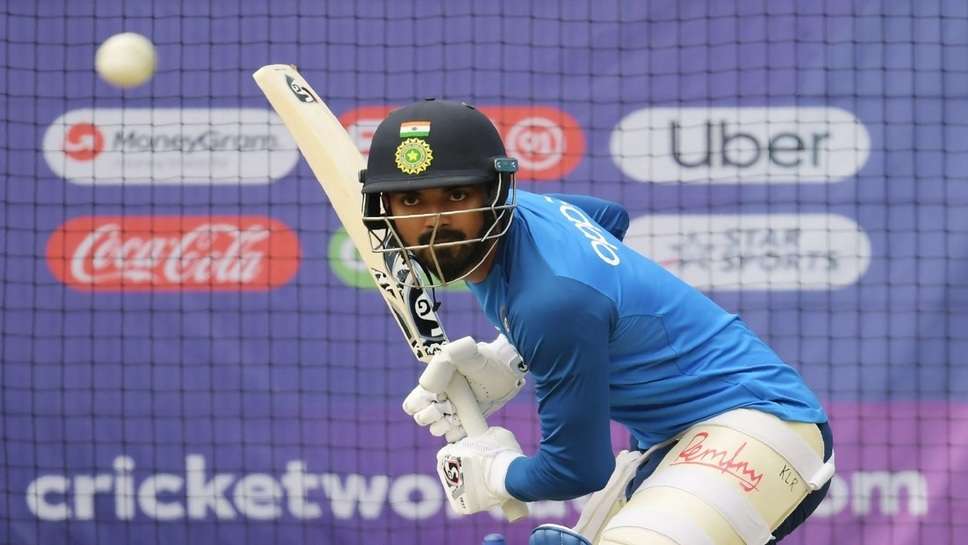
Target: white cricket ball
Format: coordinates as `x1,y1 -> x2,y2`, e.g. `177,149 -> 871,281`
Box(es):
95,32 -> 157,88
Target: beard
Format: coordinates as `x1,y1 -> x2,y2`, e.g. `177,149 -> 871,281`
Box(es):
415,227 -> 490,282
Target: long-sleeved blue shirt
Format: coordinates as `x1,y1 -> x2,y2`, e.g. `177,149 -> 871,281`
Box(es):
467,190 -> 826,502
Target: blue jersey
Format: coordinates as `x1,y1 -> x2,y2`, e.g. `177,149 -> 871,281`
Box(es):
467,190 -> 827,502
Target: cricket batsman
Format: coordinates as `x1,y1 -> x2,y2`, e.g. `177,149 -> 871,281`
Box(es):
359,98 -> 834,545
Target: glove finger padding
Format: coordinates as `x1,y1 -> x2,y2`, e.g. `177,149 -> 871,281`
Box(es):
405,335 -> 526,444
404,385 -> 468,440
429,417 -> 463,440
436,426 -> 525,515
402,384 -> 442,416
413,402 -> 447,427
443,426 -> 467,444
450,334 -> 527,417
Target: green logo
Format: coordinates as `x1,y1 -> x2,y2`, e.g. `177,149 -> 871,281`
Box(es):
394,138 -> 434,175
328,228 -> 467,291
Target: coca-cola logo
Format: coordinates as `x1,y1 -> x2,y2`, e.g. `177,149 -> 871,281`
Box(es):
63,123 -> 105,162
47,216 -> 300,291
340,105 -> 585,181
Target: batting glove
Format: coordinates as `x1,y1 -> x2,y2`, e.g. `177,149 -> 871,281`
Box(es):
403,335 -> 527,442
436,426 -> 525,515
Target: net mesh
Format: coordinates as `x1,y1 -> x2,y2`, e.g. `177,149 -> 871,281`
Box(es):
2,1 -> 966,544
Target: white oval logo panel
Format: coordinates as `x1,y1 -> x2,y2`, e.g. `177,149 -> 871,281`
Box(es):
43,109 -> 299,184
626,214 -> 871,290
611,107 -> 870,183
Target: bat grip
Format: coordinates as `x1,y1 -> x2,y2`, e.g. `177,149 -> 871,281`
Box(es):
445,375 -> 530,522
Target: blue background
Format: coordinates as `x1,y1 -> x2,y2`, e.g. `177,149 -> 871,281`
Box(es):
2,1 -> 966,544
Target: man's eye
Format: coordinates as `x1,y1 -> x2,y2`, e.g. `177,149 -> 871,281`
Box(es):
449,190 -> 467,202
401,195 -> 419,206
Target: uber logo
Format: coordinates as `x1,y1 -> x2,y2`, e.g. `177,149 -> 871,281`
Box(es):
670,120 -> 830,169
610,107 -> 870,184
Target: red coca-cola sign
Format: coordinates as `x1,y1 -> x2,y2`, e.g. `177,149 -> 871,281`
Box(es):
47,216 -> 300,291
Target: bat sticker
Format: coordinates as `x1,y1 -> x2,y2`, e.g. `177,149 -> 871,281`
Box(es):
285,74 -> 318,103
386,252 -> 447,347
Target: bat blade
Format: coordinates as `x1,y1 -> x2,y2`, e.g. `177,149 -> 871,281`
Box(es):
253,64 -> 528,521
252,67 -> 369,267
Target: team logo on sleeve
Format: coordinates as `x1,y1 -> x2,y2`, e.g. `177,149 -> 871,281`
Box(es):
395,138 -> 434,175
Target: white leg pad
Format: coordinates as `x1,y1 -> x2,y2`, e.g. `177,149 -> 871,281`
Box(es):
605,508 -> 717,545
592,410 -> 830,545
572,438 -> 678,543
703,409 -> 834,490
638,466 -> 774,545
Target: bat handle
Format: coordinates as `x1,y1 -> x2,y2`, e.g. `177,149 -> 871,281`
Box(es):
446,375 -> 530,522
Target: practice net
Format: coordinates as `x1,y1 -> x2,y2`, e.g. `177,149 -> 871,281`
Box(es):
2,1 -> 966,544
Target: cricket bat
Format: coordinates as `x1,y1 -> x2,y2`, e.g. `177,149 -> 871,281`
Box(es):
252,64 -> 529,522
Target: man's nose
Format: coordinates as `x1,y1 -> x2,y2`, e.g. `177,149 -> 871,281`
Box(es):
422,208 -> 450,230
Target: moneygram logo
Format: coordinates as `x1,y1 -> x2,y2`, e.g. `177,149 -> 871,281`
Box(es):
340,105 -> 585,180
625,214 -> 871,290
610,107 -> 870,183
63,123 -> 105,161
46,216 -> 300,291
42,109 -> 299,184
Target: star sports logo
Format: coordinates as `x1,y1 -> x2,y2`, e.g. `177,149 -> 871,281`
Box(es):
625,213 -> 871,290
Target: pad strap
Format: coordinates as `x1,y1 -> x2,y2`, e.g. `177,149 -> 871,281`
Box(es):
639,466 -> 774,545
606,508 -> 716,545
704,410 -> 835,490
530,524 -> 592,545
572,438 -> 677,542
571,449 -> 643,538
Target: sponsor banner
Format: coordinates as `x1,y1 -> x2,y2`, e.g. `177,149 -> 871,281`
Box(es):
46,216 -> 300,291
625,213 -> 871,290
340,105 -> 585,181
611,107 -> 871,183
42,109 -> 299,184
13,402 -> 964,545
22,455 -> 587,523
327,227 -> 467,291
799,401 -> 965,545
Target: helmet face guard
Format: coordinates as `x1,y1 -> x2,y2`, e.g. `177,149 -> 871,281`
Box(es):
361,172 -> 517,288
358,99 -> 518,288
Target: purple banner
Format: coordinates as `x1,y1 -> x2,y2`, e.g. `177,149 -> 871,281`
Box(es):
3,0 -> 967,544
6,402 -> 965,544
